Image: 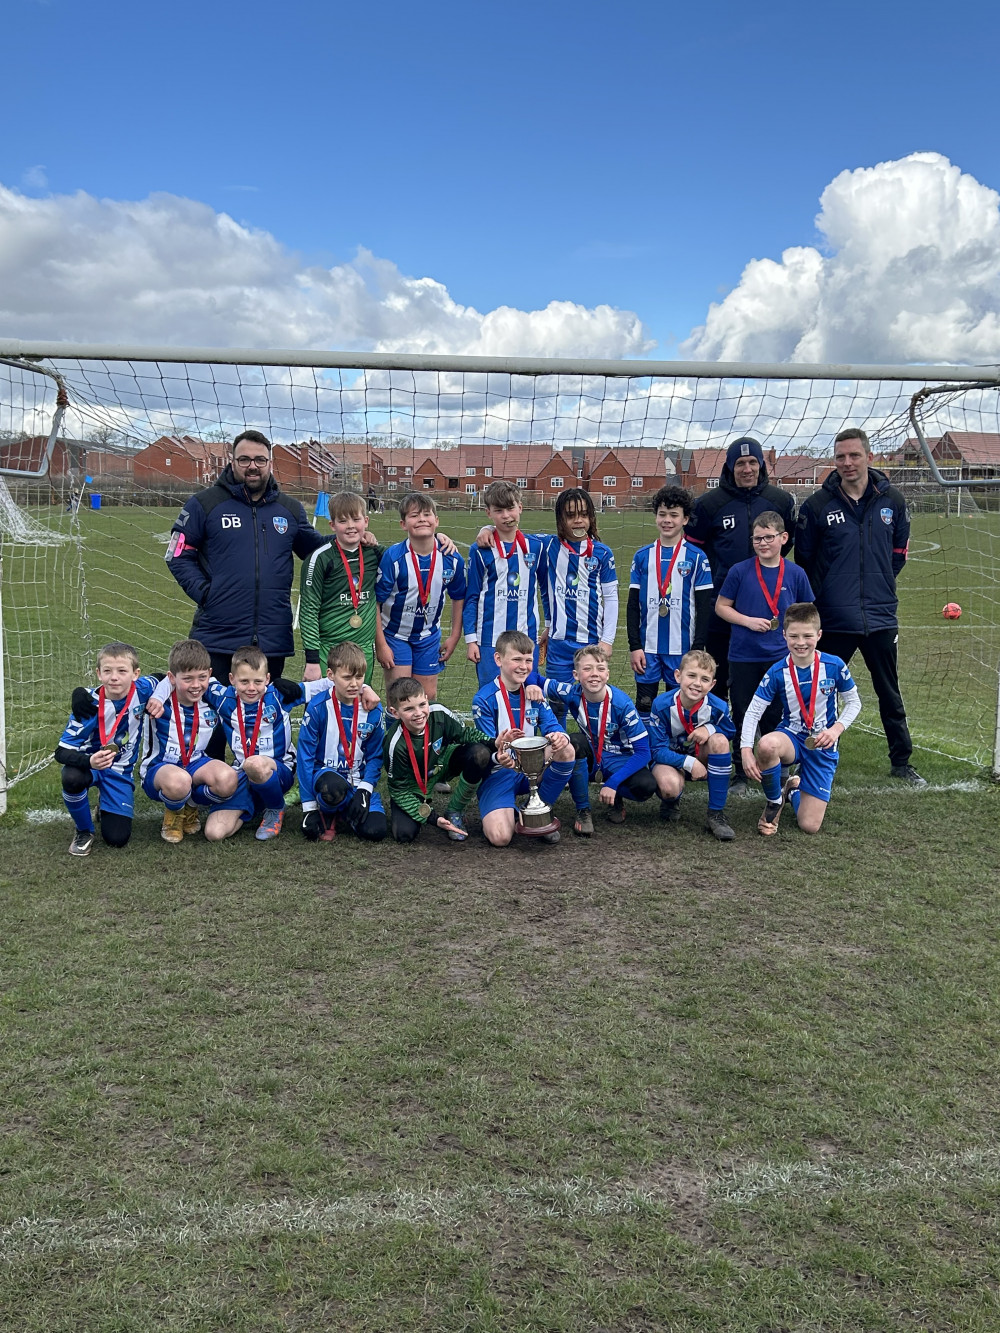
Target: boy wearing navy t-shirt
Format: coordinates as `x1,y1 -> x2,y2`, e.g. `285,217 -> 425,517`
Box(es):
715,510 -> 814,789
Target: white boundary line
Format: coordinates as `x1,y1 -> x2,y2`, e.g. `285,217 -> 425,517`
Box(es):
4,1149 -> 1000,1255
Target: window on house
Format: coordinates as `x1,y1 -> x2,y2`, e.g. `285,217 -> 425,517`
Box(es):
484,467 -> 492,477
448,477 -> 459,489
604,495 -> 617,508
706,478 -> 720,488
466,483 -> 477,494
603,475 -> 617,486
387,466 -> 397,475
422,476 -> 435,488
405,467 -> 411,475
387,481 -> 397,490
550,477 -> 563,489
164,458 -> 171,466
631,477 -> 643,487
516,477 -> 527,488
465,467 -> 476,476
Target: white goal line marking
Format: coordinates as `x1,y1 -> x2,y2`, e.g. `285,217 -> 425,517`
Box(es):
4,1148 -> 999,1256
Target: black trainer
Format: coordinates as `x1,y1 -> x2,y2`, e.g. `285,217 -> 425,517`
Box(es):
728,774 -> 748,798
890,764 -> 928,787
659,799 -> 681,823
69,829 -> 95,857
705,809 -> 735,841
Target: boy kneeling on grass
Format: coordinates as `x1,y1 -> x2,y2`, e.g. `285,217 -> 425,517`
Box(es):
648,649 -> 737,841
471,630 -> 577,847
741,602 -> 861,836
297,641 -> 387,843
383,678 -> 509,843
139,639 -> 245,844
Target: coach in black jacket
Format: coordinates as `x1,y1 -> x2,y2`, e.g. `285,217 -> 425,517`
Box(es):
686,436 -> 796,699
166,429 -> 327,686
795,428 -> 924,784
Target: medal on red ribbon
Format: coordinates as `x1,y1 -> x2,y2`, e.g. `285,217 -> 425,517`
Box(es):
408,542 -> 437,608
403,725 -> 432,819
336,540 -> 365,629
498,680 -> 526,734
236,699 -> 264,760
789,652 -> 821,747
656,540 -> 683,616
493,529 -> 528,563
170,691 -> 200,767
579,688 -> 611,766
333,696 -> 358,772
561,536 -> 593,561
755,556 -> 785,630
97,682 -> 136,753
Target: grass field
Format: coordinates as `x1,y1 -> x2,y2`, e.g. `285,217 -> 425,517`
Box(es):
2,500 -> 1000,1329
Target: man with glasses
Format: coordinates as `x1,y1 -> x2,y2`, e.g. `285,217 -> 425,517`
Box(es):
686,437 -> 797,707
166,430 -> 328,753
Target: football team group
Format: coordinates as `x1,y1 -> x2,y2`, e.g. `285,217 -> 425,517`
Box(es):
56,426 -> 925,856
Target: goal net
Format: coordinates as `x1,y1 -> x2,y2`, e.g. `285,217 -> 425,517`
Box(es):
1,345 -> 998,808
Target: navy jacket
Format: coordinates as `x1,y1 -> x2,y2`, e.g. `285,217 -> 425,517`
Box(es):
686,460 -> 796,589
166,466 -> 327,656
794,468 -> 909,635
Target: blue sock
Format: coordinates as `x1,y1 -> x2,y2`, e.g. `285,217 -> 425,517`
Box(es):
162,794 -> 187,811
761,762 -> 782,802
569,756 -> 590,810
707,755 -> 732,811
788,786 -> 802,816
251,770 -> 287,809
539,758 -> 577,805
62,788 -> 94,832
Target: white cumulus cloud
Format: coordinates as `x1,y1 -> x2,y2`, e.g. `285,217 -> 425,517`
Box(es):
0,184 -> 651,359
682,152 -> 1000,365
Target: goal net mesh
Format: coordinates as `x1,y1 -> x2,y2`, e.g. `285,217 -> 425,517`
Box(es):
1,353 -> 997,797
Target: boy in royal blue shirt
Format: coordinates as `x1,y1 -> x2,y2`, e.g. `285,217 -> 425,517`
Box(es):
741,602 -> 861,836
715,510 -> 815,791
648,649 -> 737,841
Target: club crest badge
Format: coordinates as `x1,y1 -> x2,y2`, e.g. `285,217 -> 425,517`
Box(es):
880,507 -> 893,526
273,516 -> 289,534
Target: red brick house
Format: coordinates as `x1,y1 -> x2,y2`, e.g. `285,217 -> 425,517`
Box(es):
134,436 -> 231,488
675,447 -> 779,496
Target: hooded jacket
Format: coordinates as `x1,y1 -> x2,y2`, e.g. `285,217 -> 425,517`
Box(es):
794,467 -> 909,635
165,465 -> 327,655
686,439 -> 797,589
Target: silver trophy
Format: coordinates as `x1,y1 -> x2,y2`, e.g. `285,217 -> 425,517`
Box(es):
510,735 -> 561,837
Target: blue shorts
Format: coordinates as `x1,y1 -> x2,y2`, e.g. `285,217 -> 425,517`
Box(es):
142,754 -> 213,803
478,757 -> 573,815
244,760 -> 296,811
778,727 -> 840,803
476,642 -> 541,686
544,638 -> 584,683
633,653 -> 682,687
385,628 -> 442,677
89,768 -> 136,819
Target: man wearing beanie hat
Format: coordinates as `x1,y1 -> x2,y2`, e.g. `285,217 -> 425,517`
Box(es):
686,437 -> 797,711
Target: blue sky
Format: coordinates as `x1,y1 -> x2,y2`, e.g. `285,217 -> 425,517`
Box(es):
4,0 -> 1000,361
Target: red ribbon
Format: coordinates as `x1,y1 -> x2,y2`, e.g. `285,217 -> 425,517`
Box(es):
656,540 -> 683,602
754,556 -> 785,621
170,691 -> 200,767
97,682 -> 136,749
335,540 -> 364,612
788,652 -> 821,733
408,542 -> 438,607
236,699 -> 264,760
333,696 -> 358,771
561,537 -> 593,560
675,695 -> 698,737
498,680 -> 526,733
493,529 -> 528,562
402,725 -> 430,797
579,688 -> 611,766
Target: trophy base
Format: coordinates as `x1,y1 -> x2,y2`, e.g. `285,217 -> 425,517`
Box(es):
515,812 -> 561,837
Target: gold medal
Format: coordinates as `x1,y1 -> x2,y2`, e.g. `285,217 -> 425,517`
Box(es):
769,617 -> 779,630
349,613 -> 363,629
804,736 -> 817,750
417,801 -> 432,819
658,604 -> 669,618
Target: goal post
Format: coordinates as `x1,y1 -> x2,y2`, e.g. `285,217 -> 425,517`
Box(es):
1,338 -> 999,811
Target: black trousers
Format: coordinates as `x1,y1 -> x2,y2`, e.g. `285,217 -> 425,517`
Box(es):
728,659 -> 783,775
389,742 -> 493,843
704,613 -> 732,701
206,650 -> 287,760
818,628 -> 912,767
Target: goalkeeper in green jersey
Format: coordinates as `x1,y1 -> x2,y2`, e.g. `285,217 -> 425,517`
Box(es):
383,677 -> 512,843
300,491 -> 459,686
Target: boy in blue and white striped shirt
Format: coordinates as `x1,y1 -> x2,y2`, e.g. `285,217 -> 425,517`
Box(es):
464,481 -> 547,686
376,492 -> 466,701
540,488 -> 619,682
628,485 -> 714,720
